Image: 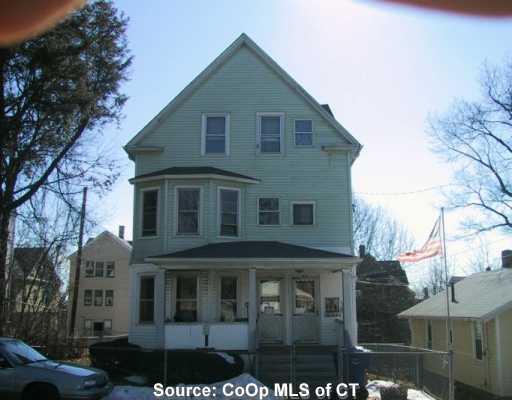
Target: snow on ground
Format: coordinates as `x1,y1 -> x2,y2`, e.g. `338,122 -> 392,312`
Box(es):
367,380 -> 436,400
104,373 -> 278,400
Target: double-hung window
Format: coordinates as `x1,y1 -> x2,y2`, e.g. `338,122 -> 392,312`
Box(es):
426,320 -> 433,350
295,120 -> 313,146
84,290 -> 92,306
105,290 -> 114,306
175,276 -> 198,322
106,262 -> 115,278
177,188 -> 200,235
95,262 -> 104,277
202,113 -> 229,155
94,290 -> 103,306
141,189 -> 158,237
219,188 -> 240,237
220,276 -> 237,322
258,198 -> 280,225
292,202 -> 315,225
85,261 -> 94,277
139,276 -> 155,323
474,321 -> 483,360
258,113 -> 284,154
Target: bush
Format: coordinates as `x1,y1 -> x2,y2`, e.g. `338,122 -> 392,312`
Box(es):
380,385 -> 408,400
89,339 -> 244,385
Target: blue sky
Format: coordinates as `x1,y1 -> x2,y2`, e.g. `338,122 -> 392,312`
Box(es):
96,1 -> 512,285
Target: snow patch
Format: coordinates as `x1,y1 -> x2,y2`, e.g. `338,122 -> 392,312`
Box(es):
104,373 -> 277,400
214,352 -> 236,364
366,380 -> 436,400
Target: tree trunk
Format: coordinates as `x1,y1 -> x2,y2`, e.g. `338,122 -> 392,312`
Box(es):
0,209 -> 11,336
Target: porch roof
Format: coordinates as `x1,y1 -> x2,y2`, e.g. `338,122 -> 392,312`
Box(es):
145,241 -> 356,266
129,166 -> 259,184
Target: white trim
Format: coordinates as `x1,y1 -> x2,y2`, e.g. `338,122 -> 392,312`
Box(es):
124,34 -> 361,158
217,273 -> 242,321
471,320 -> 484,361
291,201 -> 316,226
294,119 -> 314,147
256,196 -> 281,226
171,272 -> 201,323
130,174 -> 258,185
495,315 -> 504,396
201,113 -> 230,156
256,112 -> 285,155
174,185 -> 203,236
139,186 -> 160,239
217,186 -> 242,239
137,273 -> 157,325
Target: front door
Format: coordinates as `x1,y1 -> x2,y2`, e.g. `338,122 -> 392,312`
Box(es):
258,279 -> 284,343
292,278 -> 319,343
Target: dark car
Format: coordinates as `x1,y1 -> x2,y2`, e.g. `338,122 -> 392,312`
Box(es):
0,338 -> 112,400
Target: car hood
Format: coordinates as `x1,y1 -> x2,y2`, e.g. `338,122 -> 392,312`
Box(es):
27,360 -> 101,377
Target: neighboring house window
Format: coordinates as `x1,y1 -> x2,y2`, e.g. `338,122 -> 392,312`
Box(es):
139,276 -> 155,323
84,290 -> 92,306
202,113 -> 229,155
426,320 -> 433,350
141,189 -> 158,237
175,276 -> 198,322
94,290 -> 103,306
258,113 -> 283,153
106,262 -> 115,278
105,290 -> 114,307
258,198 -> 280,225
84,319 -> 92,334
295,120 -> 313,146
220,276 -> 237,322
219,188 -> 240,237
474,321 -> 483,360
104,319 -> 112,334
95,262 -> 104,277
292,202 -> 315,225
85,261 -> 94,277
177,188 -> 200,234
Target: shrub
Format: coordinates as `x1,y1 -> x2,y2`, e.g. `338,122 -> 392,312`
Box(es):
380,385 -> 408,400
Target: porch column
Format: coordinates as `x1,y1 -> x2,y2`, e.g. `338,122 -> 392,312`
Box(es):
342,267 -> 358,347
155,269 -> 166,348
248,268 -> 257,352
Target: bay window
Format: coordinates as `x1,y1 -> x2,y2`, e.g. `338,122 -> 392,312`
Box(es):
141,189 -> 158,237
177,188 -> 200,234
219,188 -> 240,237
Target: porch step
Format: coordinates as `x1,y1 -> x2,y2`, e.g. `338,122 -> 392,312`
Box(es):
257,348 -> 338,388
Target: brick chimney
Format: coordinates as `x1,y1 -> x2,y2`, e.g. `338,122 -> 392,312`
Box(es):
118,225 -> 125,240
502,250 -> 512,269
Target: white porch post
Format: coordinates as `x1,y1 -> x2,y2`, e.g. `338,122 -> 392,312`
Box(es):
248,268 -> 257,352
342,267 -> 358,347
155,269 -> 166,348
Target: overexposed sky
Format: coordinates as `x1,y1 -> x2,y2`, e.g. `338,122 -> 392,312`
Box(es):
95,0 -> 512,285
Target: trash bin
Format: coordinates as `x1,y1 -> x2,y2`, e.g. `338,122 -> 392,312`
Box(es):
347,346 -> 370,400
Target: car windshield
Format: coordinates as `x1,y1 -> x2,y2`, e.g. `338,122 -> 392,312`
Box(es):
1,341 -> 47,364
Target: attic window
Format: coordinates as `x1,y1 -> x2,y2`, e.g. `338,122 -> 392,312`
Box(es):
202,113 -> 229,155
295,120 -> 313,146
258,113 -> 283,154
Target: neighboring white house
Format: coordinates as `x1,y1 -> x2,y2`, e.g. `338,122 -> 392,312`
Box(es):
124,33 -> 362,352
399,250 -> 512,399
68,228 -> 132,337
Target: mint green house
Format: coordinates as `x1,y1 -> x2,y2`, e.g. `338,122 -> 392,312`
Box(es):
124,34 -> 362,353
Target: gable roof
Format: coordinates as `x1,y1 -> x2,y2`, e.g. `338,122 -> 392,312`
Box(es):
13,247 -> 53,276
129,166 -> 259,184
146,241 -> 352,261
125,33 -> 362,160
68,230 -> 132,259
399,268 -> 512,321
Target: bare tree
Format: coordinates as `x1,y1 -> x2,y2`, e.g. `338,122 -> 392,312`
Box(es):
429,58 -> 512,235
0,0 -> 131,333
353,197 -> 415,260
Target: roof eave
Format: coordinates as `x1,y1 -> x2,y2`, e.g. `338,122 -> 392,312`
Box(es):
129,173 -> 260,185
144,256 -> 360,266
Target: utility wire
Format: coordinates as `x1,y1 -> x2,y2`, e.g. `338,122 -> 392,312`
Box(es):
355,184 -> 455,197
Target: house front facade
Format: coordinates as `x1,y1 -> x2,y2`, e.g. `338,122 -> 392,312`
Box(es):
125,34 -> 362,352
68,229 -> 132,337
399,251 -> 512,399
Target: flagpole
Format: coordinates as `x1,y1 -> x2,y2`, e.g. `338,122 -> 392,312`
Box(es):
441,207 -> 454,400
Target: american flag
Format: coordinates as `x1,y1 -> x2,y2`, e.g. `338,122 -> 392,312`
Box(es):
397,217 -> 443,263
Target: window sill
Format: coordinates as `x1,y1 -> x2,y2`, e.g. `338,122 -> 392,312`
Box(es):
139,235 -> 160,240
217,235 -> 241,240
